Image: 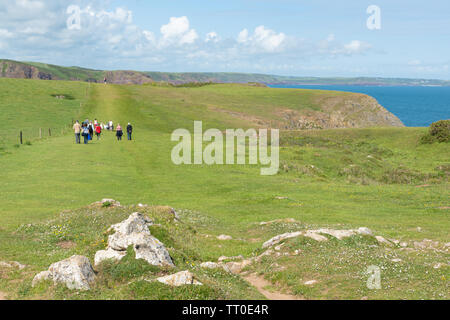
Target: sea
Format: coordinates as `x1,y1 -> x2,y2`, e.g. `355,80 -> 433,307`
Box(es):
268,85 -> 450,127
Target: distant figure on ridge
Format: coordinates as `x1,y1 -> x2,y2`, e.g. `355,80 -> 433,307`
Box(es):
116,124 -> 123,141
73,120 -> 81,144
127,123 -> 133,141
109,120 -> 114,131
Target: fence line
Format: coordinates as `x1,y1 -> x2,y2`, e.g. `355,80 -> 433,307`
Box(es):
0,121 -> 75,147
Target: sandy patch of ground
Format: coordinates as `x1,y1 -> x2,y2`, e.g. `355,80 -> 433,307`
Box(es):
244,274 -> 303,300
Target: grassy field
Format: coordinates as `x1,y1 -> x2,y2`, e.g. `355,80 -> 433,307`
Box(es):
0,79 -> 448,300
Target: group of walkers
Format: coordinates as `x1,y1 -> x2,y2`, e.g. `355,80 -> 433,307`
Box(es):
72,119 -> 133,144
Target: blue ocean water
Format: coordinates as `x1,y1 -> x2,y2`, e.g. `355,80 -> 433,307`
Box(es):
268,85 -> 450,127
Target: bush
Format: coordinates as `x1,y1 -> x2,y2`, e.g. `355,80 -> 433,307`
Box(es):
421,120 -> 450,144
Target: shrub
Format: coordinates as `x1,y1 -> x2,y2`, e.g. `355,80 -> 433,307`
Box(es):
421,120 -> 450,144
102,201 -> 112,208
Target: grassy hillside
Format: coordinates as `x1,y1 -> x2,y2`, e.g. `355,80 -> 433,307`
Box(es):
0,80 -> 448,300
2,59 -> 450,86
0,78 -> 88,146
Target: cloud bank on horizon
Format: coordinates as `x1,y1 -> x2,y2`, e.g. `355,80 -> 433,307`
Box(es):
0,0 -> 448,79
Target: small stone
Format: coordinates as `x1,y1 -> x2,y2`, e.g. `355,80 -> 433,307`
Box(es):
94,248 -> 127,266
156,271 -> 202,287
376,236 -> 393,246
304,280 -> 318,286
218,255 -> 244,262
304,231 -> 328,242
391,258 -> 402,263
222,260 -> 252,274
357,227 -> 373,236
217,235 -> 233,241
200,262 -> 221,269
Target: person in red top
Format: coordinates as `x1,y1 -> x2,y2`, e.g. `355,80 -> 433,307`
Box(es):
95,124 -> 102,140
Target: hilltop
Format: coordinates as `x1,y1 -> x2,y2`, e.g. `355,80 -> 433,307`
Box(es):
1,59 -> 449,86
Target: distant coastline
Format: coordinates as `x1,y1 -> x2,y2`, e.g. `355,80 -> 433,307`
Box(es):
1,59 -> 450,87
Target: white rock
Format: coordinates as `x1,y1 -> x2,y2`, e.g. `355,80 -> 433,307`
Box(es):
0,261 -> 26,270
312,228 -> 356,240
304,280 -> 318,286
156,271 -> 202,286
217,235 -> 233,241
32,255 -> 96,291
94,248 -> 127,266
97,213 -> 174,267
262,231 -> 303,248
108,212 -> 153,241
133,234 -> 174,267
376,236 -> 393,246
433,263 -> 445,269
218,255 -> 244,262
222,260 -> 252,274
357,227 -> 373,236
200,262 -> 221,269
391,258 -> 402,263
304,231 -> 328,242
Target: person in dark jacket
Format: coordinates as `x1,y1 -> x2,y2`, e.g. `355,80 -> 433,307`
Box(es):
116,124 -> 123,141
82,124 -> 90,144
127,123 -> 133,141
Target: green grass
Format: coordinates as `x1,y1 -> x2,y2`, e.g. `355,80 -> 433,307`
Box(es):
0,80 -> 448,300
0,78 -> 88,146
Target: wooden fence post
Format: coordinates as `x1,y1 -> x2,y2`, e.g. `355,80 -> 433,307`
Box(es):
48,128 -> 51,137
20,131 -> 23,145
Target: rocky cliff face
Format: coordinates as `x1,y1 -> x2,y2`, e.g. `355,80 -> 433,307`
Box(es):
104,71 -> 153,85
277,94 -> 404,129
1,61 -> 53,80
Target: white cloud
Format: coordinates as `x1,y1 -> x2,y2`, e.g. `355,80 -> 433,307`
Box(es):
205,32 -> 219,43
342,40 -> 371,54
237,29 -> 249,43
237,26 -> 286,52
0,1 -> 377,74
160,16 -> 198,46
0,28 -> 13,38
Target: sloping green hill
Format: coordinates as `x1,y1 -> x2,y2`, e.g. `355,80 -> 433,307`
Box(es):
0,80 -> 448,300
2,59 -> 450,86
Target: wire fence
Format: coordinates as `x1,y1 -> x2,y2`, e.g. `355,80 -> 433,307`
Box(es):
0,121 -> 76,148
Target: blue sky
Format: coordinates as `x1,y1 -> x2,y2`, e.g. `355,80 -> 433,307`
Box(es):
0,0 -> 449,79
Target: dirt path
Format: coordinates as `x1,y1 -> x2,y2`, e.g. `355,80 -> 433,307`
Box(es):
244,274 -> 303,300
0,291 -> 7,300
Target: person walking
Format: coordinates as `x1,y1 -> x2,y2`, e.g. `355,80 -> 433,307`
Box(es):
88,122 -> 94,141
73,120 -> 81,144
127,123 -> 133,141
116,124 -> 123,141
95,123 -> 102,140
82,124 -> 90,144
109,120 -> 114,131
